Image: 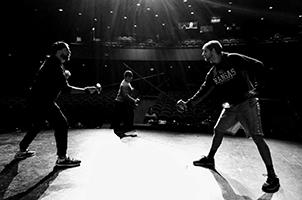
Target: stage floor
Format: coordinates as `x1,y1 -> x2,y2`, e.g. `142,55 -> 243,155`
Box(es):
0,128 -> 301,200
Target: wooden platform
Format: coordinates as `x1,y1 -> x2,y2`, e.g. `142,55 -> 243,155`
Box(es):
0,128 -> 301,200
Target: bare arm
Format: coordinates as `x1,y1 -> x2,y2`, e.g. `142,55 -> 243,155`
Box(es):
121,86 -> 140,104
68,83 -> 101,94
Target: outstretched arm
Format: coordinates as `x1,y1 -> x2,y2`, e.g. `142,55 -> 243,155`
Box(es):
176,68 -> 215,112
186,85 -> 215,106
68,83 -> 102,94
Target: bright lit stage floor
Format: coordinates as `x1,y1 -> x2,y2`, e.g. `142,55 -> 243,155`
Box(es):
0,128 -> 301,200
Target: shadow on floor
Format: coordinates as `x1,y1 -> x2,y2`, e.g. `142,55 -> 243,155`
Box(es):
203,166 -> 274,200
0,159 -> 67,200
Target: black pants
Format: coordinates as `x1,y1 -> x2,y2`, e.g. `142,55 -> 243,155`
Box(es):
111,101 -> 134,133
19,101 -> 68,157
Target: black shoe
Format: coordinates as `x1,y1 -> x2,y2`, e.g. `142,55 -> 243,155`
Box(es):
117,133 -> 128,139
127,133 -> 137,137
14,149 -> 36,159
262,176 -> 280,193
114,129 -> 137,139
118,133 -> 137,139
193,156 -> 215,168
56,156 -> 81,168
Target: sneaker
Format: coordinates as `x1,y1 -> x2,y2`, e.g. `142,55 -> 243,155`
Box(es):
118,133 -> 137,139
14,149 -> 35,159
114,129 -> 137,139
126,133 -> 138,137
193,156 -> 215,168
56,156 -> 81,168
262,176 -> 280,193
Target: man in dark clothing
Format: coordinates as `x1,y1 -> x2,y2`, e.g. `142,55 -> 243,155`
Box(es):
15,41 -> 101,168
176,40 -> 280,193
111,70 -> 140,138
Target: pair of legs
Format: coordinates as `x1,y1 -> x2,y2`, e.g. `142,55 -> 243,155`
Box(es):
111,100 -> 134,135
195,98 -> 279,192
208,98 -> 275,176
209,130 -> 275,176
19,102 -> 68,158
